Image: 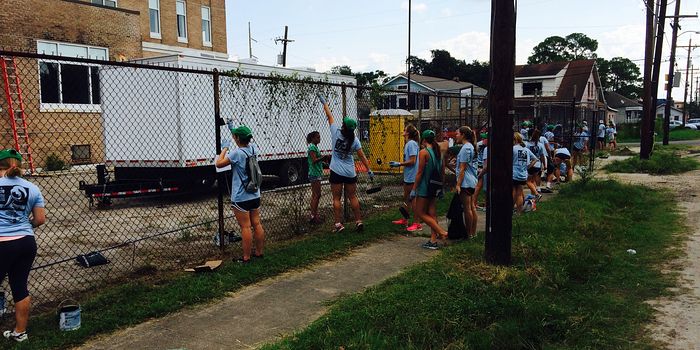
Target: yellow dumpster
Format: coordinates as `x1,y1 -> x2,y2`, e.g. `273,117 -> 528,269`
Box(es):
369,109 -> 415,173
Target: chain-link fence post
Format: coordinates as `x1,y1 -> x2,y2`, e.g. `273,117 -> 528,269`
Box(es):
213,69 -> 225,250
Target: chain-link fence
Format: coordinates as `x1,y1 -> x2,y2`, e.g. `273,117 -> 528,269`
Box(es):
0,51 -> 411,311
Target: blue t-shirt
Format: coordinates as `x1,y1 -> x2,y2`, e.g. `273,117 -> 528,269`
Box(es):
555,147 -> 571,159
513,144 -> 536,181
0,177 -> 45,237
574,131 -> 588,150
476,140 -> 487,167
606,127 -> 616,140
520,128 -> 529,140
539,136 -> 550,154
457,143 -> 478,189
329,123 -> 362,178
403,140 -> 419,183
526,140 -> 545,168
598,123 -> 606,138
226,144 -> 261,203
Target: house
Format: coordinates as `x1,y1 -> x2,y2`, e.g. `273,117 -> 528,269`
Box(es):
604,91 -> 642,125
0,0 -> 227,167
514,60 -> 607,126
381,73 -> 486,128
656,103 -> 684,122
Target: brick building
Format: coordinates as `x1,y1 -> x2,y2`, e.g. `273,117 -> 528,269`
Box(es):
0,0 -> 227,169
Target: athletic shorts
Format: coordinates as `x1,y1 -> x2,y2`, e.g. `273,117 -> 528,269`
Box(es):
0,235 -> 37,301
461,187 -> 475,195
547,160 -> 556,175
308,175 -> 322,183
403,181 -> 415,186
512,180 -> 527,186
329,170 -> 357,184
528,167 -> 541,176
232,198 -> 261,212
597,137 -> 605,143
555,153 -> 571,161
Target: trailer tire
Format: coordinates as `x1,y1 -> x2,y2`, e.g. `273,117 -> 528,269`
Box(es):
279,160 -> 302,186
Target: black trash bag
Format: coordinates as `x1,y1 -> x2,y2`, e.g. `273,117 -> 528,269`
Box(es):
76,251 -> 110,268
446,193 -> 467,240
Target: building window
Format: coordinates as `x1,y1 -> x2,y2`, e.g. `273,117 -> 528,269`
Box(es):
37,41 -> 107,110
201,6 -> 212,46
522,82 -> 542,96
149,0 -> 161,39
71,144 -> 92,164
436,96 -> 442,110
397,84 -> 408,90
176,0 -> 188,43
91,0 -> 116,7
446,98 -> 452,110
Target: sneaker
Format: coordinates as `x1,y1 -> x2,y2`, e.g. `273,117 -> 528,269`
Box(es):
406,223 -> 423,232
535,193 -> 543,202
392,218 -> 408,226
356,222 -> 364,232
3,330 -> 27,343
333,223 -> 345,233
234,257 -> 251,264
541,187 -> 553,194
421,241 -> 439,250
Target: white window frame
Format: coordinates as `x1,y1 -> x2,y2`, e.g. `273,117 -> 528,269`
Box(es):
176,0 -> 188,43
397,84 -> 408,90
201,6 -> 212,47
446,97 -> 452,110
36,40 -> 107,113
149,0 -> 161,39
92,0 -> 117,7
436,95 -> 442,111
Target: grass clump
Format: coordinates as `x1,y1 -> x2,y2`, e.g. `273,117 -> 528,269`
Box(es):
604,150 -> 699,175
263,180 -> 684,350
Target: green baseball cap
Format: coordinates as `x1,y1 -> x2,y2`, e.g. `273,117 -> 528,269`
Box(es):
342,117 -> 357,130
421,129 -> 435,139
232,125 -> 253,138
0,149 -> 22,162
547,124 -> 555,130
480,132 -> 488,139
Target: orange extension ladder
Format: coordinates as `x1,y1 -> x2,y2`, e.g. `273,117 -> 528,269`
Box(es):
1,56 -> 35,174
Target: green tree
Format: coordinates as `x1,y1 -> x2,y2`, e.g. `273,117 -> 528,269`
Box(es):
407,55 -> 428,75
527,33 -> 598,64
329,65 -> 387,87
596,57 -> 642,99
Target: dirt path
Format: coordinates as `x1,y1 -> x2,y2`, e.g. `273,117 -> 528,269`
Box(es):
598,152 -> 700,349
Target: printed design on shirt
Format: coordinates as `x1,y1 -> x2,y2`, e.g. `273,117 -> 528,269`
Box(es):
334,138 -> 351,159
528,144 -> 540,157
516,149 -> 530,166
0,186 -> 29,222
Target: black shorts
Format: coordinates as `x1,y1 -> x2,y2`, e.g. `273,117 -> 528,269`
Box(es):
528,167 -> 541,175
403,181 -> 415,186
512,180 -> 527,186
329,170 -> 357,184
0,235 -> 37,301
597,137 -> 605,142
555,153 -> 571,161
461,187 -> 475,195
547,160 -> 555,175
232,198 -> 261,212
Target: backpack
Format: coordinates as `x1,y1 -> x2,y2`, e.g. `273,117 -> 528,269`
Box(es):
426,148 -> 443,196
446,193 -> 468,240
240,147 -> 263,193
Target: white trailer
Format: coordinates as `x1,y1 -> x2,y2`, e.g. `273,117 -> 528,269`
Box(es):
80,54 -> 357,203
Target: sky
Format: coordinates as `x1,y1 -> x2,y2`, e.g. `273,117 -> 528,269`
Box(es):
224,0 -> 700,100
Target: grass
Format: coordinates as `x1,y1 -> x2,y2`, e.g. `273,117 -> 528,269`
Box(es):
262,180 -> 685,350
5,199 -> 449,350
604,148 -> 700,175
617,128 -> 700,143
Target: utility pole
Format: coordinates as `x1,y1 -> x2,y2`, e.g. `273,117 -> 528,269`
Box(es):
640,0 -> 655,160
485,0 -> 515,266
274,26 -> 294,67
247,22 -> 257,59
663,0 -> 681,145
648,0 -> 667,153
407,0 -> 414,126
683,39 -> 692,126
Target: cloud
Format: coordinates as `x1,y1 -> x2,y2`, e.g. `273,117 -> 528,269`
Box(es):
441,7 -> 453,16
431,31 -> 491,62
401,1 -> 428,13
596,25 -> 646,62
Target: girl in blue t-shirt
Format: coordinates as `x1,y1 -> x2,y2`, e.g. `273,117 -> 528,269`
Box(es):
513,132 -> 537,214
216,125 -> 266,264
318,95 -> 373,233
0,149 -> 46,343
389,124 -> 421,232
455,126 -> 478,239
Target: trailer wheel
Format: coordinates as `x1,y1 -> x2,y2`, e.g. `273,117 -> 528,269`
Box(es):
279,160 -> 301,186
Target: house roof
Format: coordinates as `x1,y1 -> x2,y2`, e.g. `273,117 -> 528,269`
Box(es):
656,103 -> 683,113
515,59 -> 597,101
385,73 -> 482,92
604,91 -> 641,108
514,61 -> 568,77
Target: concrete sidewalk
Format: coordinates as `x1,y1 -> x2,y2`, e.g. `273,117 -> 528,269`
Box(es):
79,234 -> 441,350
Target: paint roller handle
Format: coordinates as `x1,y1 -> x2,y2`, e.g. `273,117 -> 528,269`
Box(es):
316,93 -> 327,105
389,161 -> 401,168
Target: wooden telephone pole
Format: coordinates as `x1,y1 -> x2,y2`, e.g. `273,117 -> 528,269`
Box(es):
275,26 -> 294,67
640,0 -> 656,160
485,0 -> 516,265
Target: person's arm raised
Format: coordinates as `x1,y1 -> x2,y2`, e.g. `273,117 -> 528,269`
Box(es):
317,94 -> 335,125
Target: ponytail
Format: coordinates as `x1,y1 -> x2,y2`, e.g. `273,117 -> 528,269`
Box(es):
422,134 -> 441,162
458,126 -> 476,150
0,158 -> 22,178
341,124 -> 355,153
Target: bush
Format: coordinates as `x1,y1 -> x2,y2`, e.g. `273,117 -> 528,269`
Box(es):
603,150 -> 699,175
45,153 -> 66,171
